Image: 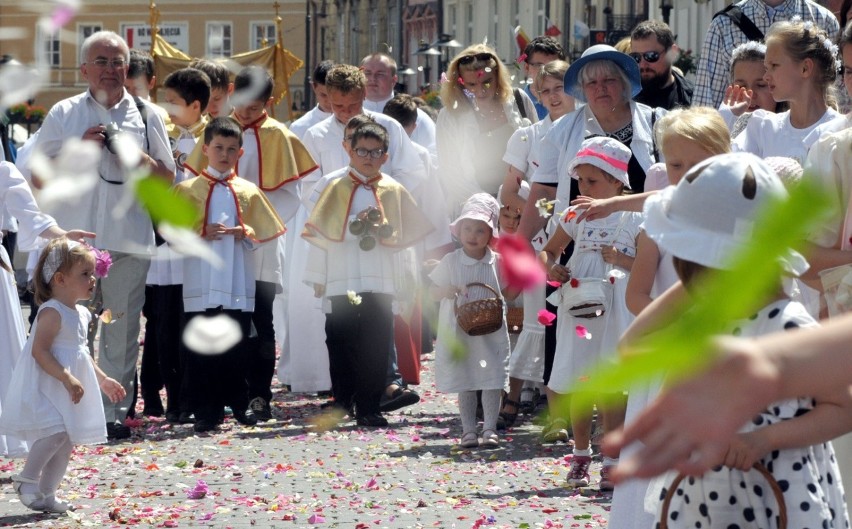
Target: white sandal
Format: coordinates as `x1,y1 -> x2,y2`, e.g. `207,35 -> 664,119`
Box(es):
481,429 -> 499,448
38,494 -> 74,513
11,474 -> 43,509
460,432 -> 479,449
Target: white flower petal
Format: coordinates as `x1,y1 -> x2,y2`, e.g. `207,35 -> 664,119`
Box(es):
183,314 -> 242,355
0,61 -> 47,109
157,223 -> 225,269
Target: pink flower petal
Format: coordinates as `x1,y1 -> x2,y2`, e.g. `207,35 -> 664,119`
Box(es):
575,325 -> 592,340
546,280 -> 561,287
496,233 -> 546,291
537,309 -> 556,326
307,514 -> 326,524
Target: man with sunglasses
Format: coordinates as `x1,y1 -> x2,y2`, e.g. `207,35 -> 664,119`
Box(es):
630,20 -> 693,111
31,30 -> 175,441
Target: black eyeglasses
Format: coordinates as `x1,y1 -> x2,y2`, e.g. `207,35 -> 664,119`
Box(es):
354,147 -> 385,159
458,53 -> 495,66
629,51 -> 662,64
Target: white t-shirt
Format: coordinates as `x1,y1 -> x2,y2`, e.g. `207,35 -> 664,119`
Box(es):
732,108 -> 840,165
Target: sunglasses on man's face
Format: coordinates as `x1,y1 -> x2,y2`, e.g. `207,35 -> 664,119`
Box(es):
458,53 -> 495,66
629,51 -> 663,64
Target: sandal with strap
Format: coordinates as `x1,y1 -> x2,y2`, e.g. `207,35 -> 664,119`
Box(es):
481,429 -> 499,448
37,494 -> 75,513
497,399 -> 521,430
460,431 -> 479,449
12,474 -> 43,510
541,418 -> 570,443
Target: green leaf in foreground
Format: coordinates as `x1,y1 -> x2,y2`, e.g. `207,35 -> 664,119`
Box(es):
134,175 -> 199,228
563,177 -> 832,415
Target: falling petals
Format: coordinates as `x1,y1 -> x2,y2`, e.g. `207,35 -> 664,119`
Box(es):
609,269 -> 626,283
570,278 -> 579,288
517,52 -> 528,63
563,210 -> 577,222
535,198 -> 555,218
537,309 -> 556,326
99,308 -> 124,324
157,223 -> 225,269
29,138 -> 100,214
347,290 -> 363,305
575,325 -> 592,340
182,313 -> 242,355
547,280 -> 562,287
496,233 -> 546,291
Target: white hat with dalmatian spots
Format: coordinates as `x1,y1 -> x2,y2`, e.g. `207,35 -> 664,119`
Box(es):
642,152 -> 809,275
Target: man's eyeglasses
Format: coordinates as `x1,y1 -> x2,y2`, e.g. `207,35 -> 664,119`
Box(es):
354,147 -> 385,159
458,53 -> 495,66
629,51 -> 662,64
88,58 -> 128,69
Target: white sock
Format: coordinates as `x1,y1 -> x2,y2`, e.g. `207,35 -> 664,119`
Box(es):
480,389 -> 502,432
573,447 -> 593,457
39,433 -> 72,496
458,391 -> 478,434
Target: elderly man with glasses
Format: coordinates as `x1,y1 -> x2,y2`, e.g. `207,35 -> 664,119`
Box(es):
629,20 -> 694,111
31,30 -> 175,441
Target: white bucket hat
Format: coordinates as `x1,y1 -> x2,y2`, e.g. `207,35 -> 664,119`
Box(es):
643,152 -> 808,275
568,137 -> 632,189
450,192 -> 501,240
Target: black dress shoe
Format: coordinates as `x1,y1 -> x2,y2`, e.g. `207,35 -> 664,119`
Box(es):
355,413 -> 389,427
178,412 -> 196,424
165,410 -> 181,423
232,409 -> 258,426
106,421 -> 131,440
249,397 -> 273,422
193,420 -> 218,433
379,387 -> 420,412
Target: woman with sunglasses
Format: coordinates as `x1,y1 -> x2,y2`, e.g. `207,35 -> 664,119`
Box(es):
437,44 -> 537,213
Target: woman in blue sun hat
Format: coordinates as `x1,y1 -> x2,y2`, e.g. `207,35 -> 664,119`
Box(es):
521,44 -> 666,241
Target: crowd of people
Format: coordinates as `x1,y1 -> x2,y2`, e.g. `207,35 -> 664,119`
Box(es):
2,0 -> 852,525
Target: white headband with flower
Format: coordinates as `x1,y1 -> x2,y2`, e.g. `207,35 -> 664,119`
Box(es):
41,240 -> 112,283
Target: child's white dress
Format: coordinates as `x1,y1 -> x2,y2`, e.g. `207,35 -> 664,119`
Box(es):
657,299 -> 849,529
430,247 -> 510,393
0,300 -> 107,445
547,209 -> 642,392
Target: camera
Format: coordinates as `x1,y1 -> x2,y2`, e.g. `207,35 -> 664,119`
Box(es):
103,122 -> 122,154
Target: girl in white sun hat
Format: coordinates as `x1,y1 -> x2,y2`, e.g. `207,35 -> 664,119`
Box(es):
639,152 -> 849,529
430,193 -> 516,449
540,136 -> 643,490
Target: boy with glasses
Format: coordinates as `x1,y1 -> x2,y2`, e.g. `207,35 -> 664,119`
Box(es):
303,121 -> 432,428
630,20 -> 693,110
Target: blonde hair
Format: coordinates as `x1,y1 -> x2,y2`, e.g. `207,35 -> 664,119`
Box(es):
32,238 -> 95,305
614,36 -> 632,54
440,44 -> 513,111
766,20 -> 839,109
535,60 -> 570,93
655,107 -> 731,157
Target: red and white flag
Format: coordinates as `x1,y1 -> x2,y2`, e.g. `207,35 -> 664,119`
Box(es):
544,17 -> 562,37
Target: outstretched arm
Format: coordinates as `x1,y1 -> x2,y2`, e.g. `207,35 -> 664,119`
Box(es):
605,314 -> 852,481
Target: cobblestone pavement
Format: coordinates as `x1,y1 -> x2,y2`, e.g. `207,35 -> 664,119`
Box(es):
0,328 -> 613,528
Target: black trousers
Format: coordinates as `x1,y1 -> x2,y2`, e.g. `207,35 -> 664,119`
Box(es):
247,280 -> 277,403
140,286 -> 164,409
325,293 -> 393,416
185,308 -> 252,423
144,285 -> 187,413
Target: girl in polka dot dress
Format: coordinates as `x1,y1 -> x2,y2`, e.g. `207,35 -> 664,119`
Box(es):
642,153 -> 850,529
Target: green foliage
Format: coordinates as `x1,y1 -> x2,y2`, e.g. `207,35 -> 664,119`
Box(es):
562,177 -> 831,415
674,49 -> 698,75
134,176 -> 199,229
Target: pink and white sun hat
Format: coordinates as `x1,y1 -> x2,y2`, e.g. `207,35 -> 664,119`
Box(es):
567,137 -> 631,189
450,192 -> 501,240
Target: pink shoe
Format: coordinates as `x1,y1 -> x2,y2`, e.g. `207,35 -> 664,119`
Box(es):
599,465 -> 615,491
566,455 -> 592,487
